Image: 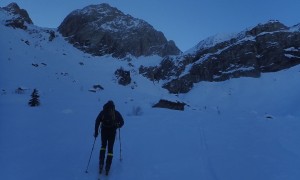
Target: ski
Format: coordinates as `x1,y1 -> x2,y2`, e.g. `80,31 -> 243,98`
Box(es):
98,171 -> 102,180
98,173 -> 109,180
98,170 -> 109,179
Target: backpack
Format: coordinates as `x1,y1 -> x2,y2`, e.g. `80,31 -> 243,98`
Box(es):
101,101 -> 116,128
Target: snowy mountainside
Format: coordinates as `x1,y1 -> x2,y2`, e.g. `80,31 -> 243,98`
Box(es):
0,5 -> 168,114
0,19 -> 169,109
141,20 -> 300,94
185,32 -> 242,54
1,5 -> 300,180
290,23 -> 300,32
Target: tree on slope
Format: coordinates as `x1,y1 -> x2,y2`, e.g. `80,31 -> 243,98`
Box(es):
28,89 -> 40,107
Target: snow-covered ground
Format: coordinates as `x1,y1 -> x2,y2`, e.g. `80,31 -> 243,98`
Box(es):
1,14 -> 300,180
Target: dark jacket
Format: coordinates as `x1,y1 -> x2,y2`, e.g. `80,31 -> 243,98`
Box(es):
94,102 -> 124,135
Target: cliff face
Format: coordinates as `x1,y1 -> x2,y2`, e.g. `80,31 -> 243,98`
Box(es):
58,3 -> 181,58
2,2 -> 33,29
140,21 -> 300,94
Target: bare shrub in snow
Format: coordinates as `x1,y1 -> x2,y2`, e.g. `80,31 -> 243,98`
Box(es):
130,106 -> 143,116
15,87 -> 26,94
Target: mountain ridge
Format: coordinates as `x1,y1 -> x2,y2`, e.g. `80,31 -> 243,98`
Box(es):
1,3 -> 300,94
140,20 -> 300,93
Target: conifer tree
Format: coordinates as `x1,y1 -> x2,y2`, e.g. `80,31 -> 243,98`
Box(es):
28,89 -> 40,107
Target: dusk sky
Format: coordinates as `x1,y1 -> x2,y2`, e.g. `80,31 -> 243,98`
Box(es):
1,0 -> 299,52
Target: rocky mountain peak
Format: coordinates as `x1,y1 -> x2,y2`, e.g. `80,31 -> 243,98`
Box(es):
66,3 -> 147,35
3,2 -> 33,24
246,20 -> 288,36
74,3 -> 124,18
58,3 -> 181,58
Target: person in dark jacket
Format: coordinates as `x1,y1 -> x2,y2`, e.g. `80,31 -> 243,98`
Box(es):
94,100 -> 124,175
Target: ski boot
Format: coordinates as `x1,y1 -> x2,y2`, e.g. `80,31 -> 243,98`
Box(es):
99,164 -> 104,174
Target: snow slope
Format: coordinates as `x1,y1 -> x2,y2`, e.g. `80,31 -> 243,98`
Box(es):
1,15 -> 300,180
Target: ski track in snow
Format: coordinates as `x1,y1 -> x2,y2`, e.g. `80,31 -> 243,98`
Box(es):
193,121 -> 219,180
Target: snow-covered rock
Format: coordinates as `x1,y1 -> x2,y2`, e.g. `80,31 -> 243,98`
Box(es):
1,2 -> 33,29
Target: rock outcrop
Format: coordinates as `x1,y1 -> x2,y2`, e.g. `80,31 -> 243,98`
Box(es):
152,99 -> 186,111
115,68 -> 131,86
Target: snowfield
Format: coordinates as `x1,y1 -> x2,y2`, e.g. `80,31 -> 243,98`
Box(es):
1,14 -> 300,180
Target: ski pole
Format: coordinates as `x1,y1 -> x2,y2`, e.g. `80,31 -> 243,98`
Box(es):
119,128 -> 122,161
85,137 -> 97,173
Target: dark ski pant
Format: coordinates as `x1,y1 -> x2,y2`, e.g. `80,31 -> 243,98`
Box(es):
99,128 -> 116,172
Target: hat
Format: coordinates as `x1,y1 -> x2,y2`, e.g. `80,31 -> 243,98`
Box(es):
103,100 -> 115,110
